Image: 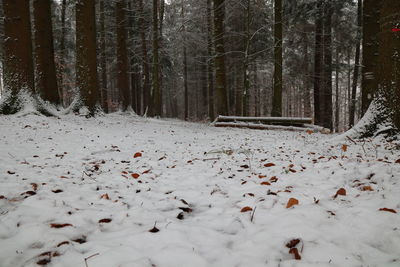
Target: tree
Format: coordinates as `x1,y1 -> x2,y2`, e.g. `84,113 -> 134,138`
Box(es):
322,0 -> 333,130
152,0 -> 161,116
181,0 -> 189,120
271,0 -> 282,117
33,0 -> 60,105
0,0 -> 35,114
116,0 -> 130,111
206,0 -> 215,120
75,0 -> 100,115
361,0 -> 381,115
313,1 -> 323,125
213,0 -> 228,116
99,0 -> 108,113
378,0 -> 400,130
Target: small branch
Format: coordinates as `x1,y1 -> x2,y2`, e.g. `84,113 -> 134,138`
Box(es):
250,206 -> 257,222
345,135 -> 357,144
84,253 -> 100,267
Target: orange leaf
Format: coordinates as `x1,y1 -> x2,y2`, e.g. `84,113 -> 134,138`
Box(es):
240,206 -> 253,212
286,198 -> 299,208
334,188 -> 346,198
306,130 -> 313,135
121,171 -> 128,174
261,181 -> 271,186
98,218 -> 112,223
289,247 -> 302,260
131,173 -> 140,179
100,193 -> 110,200
50,223 -> 73,228
361,186 -> 374,191
258,175 -> 267,179
379,208 -> 397,214
341,144 -> 348,152
133,152 -> 142,158
264,163 -> 275,167
270,176 -> 278,183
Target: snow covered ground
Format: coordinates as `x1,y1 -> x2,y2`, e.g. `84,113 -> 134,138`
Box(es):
0,113 -> 399,267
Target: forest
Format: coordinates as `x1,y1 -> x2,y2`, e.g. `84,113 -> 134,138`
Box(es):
0,0 -> 399,266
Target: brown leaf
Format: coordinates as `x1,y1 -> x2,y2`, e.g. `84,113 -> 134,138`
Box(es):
258,175 -> 267,179
306,129 -> 314,135
56,241 -> 70,247
50,223 -> 73,229
36,259 -> 51,265
131,173 -> 140,179
240,206 -> 253,212
52,189 -> 63,193
100,193 -> 110,200
334,188 -> 346,198
270,176 -> 278,183
149,226 -> 159,233
261,181 -> 271,186
379,208 -> 397,214
289,247 -> 301,260
98,218 -> 112,223
177,212 -> 184,220
395,159 -> 400,163
240,164 -> 249,169
31,183 -> 38,191
288,168 -> 297,173
286,198 -> 299,209
341,144 -> 348,152
142,169 -> 151,174
179,207 -> 193,213
134,152 -> 142,158
286,239 -> 300,248
264,163 -> 276,167
361,186 -> 374,191
7,170 -> 16,175
72,236 -> 86,244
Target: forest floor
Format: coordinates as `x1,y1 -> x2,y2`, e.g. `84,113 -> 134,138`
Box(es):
0,113 -> 399,267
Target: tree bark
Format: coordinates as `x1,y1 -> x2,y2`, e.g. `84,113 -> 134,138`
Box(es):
1,0 -> 35,114
271,0 -> 282,117
33,0 -> 60,105
349,0 -> 362,128
116,0 -> 130,111
99,0 -> 108,113
213,0 -> 228,116
313,1 -> 323,125
76,0 -> 99,114
361,0 -> 381,115
206,0 -> 215,120
322,0 -> 333,130
152,0 -> 161,116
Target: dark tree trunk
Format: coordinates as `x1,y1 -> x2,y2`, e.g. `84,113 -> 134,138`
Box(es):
313,1 -> 323,125
349,0 -> 362,128
116,0 -> 130,111
152,0 -> 161,116
213,0 -> 228,116
322,1 -> 333,130
33,0 -> 60,105
206,0 -> 215,120
1,0 -> 35,114
99,0 -> 108,113
76,0 -> 99,115
302,28 -> 311,118
361,0 -> 381,115
58,0 -> 67,106
271,0 -> 282,117
242,0 -> 250,117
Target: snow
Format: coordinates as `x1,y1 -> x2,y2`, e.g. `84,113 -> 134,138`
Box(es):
0,114 -> 399,267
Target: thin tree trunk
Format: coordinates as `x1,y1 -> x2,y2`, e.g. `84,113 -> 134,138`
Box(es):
335,46 -> 340,132
313,1 -> 323,125
152,0 -> 161,116
302,28 -> 311,118
242,0 -> 250,116
349,0 -> 362,128
322,1 -> 333,130
271,0 -> 282,117
181,0 -> 188,120
206,0 -> 215,120
99,0 -> 108,113
213,0 -> 228,116
58,0 -> 67,106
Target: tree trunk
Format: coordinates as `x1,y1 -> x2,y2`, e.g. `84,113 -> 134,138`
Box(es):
378,0 -> 400,130
242,0 -> 250,117
361,0 -> 381,115
116,0 -> 130,111
349,0 -> 362,128
213,0 -> 228,116
313,1 -> 323,125
138,0 -> 151,115
58,0 -> 67,106
335,45 -> 340,132
99,0 -> 108,113
1,0 -> 35,114
32,0 -> 60,105
152,0 -> 161,116
271,0 -> 282,117
76,0 -> 99,115
302,28 -> 311,118
206,0 -> 215,120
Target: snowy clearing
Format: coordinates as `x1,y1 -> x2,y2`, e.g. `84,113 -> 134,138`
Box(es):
0,114 -> 399,267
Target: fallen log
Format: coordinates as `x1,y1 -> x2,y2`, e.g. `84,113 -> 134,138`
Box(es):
215,115 -> 313,127
214,121 -> 329,133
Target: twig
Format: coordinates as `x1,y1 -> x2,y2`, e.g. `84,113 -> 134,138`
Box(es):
346,136 -> 357,145
84,253 -> 100,267
250,206 -> 257,222
202,157 -> 220,161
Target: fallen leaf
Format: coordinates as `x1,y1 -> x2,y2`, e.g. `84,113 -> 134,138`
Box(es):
36,259 -> 51,265
7,171 -> 15,175
240,164 -> 249,169
306,129 -> 314,135
258,175 -> 267,179
131,173 -> 140,179
264,163 -> 275,167
52,189 -> 63,193
395,159 -> 400,163
50,223 -> 73,229
149,226 -> 159,233
334,188 -> 346,198
270,176 -> 278,183
98,218 -> 112,223
177,212 -> 184,220
286,239 -> 300,248
379,208 -> 397,214
240,206 -> 253,212
361,186 -> 374,191
31,183 -> 38,191
286,198 -> 299,209
261,181 -> 271,186
56,241 -> 70,247
341,144 -> 348,152
72,236 -> 86,244
289,247 -> 301,260
134,152 -> 142,158
179,207 -> 193,213
100,193 -> 110,200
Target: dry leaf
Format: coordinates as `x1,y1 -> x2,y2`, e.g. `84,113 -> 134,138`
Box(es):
361,186 -> 374,191
56,241 -> 70,247
99,218 -> 112,223
286,239 -> 300,248
179,207 -> 193,213
36,259 -> 51,265
149,226 -> 159,233
258,175 -> 267,179
264,163 -> 276,167
286,198 -> 299,208
100,193 -> 110,200
289,247 -> 301,260
306,130 -> 313,135
134,152 -> 142,158
379,208 -> 397,214
240,206 -> 253,212
31,183 -> 38,191
50,223 -> 73,229
131,173 -> 140,179
334,188 -> 346,198
261,181 -> 271,185
270,176 -> 278,183
341,144 -> 348,152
